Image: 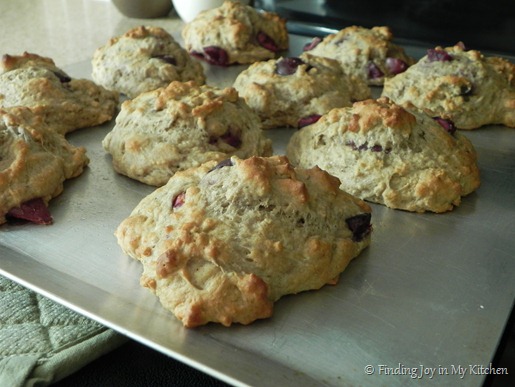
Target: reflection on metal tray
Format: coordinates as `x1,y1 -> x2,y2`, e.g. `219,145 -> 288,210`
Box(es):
1,34 -> 514,387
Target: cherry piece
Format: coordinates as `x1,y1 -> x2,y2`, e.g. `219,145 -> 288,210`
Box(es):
172,192 -> 186,209
257,31 -> 280,52
303,37 -> 322,51
433,117 -> 457,134
298,114 -> 321,128
427,48 -> 453,62
366,61 -> 384,79
345,213 -> 372,242
208,158 -> 234,173
191,46 -> 229,66
275,57 -> 305,76
6,198 -> 53,225
385,57 -> 409,75
152,54 -> 177,65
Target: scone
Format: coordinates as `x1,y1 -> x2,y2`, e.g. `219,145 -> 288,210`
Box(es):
92,26 -> 205,98
103,81 -> 272,186
0,52 -> 118,135
286,98 -> 480,213
115,155 -> 372,327
233,53 -> 371,129
382,43 -> 515,129
182,0 -> 288,65
303,26 -> 415,86
0,107 -> 89,225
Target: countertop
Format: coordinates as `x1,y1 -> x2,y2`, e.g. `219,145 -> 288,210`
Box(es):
0,0 -> 183,67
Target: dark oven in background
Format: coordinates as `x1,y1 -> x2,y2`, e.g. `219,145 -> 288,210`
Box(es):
254,0 -> 515,55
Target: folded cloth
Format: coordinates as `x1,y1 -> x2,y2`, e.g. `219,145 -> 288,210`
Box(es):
0,275 -> 127,387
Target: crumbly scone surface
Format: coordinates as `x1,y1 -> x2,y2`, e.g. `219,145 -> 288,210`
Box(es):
286,98 -> 480,213
115,155 -> 371,327
304,26 -> 415,85
0,52 -> 118,135
182,0 -> 288,65
92,26 -> 205,98
0,107 -> 89,224
233,53 -> 370,129
382,43 -> 515,129
103,81 -> 272,186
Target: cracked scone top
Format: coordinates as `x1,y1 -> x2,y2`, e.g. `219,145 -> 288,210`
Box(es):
182,0 -> 288,65
382,43 -> 515,129
303,26 -> 415,86
115,155 -> 372,327
233,53 -> 371,129
0,107 -> 89,225
0,52 -> 118,135
287,98 -> 480,213
103,81 -> 272,186
92,26 -> 205,98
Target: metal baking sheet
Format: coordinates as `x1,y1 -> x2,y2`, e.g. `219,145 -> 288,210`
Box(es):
1,35 -> 514,387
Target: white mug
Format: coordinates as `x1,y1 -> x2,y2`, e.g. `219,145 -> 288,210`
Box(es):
172,0 -> 251,23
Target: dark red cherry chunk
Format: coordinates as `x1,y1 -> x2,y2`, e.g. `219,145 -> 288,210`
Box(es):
220,132 -> 241,148
6,198 -> 52,225
303,37 -> 322,51
298,114 -> 321,128
366,61 -> 384,79
257,31 -> 280,52
427,48 -> 453,62
276,57 -> 305,76
208,158 -> 234,173
172,192 -> 186,209
192,46 -> 229,66
433,117 -> 457,134
345,213 -> 372,242
152,54 -> 177,65
385,57 -> 408,75
53,71 -> 71,83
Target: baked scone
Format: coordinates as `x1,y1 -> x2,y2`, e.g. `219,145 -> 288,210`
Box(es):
0,52 -> 118,135
233,53 -> 371,129
182,0 -> 288,65
382,43 -> 515,129
103,81 -> 273,186
0,107 -> 89,225
303,26 -> 415,86
115,155 -> 372,327
92,26 -> 205,98
286,98 -> 480,213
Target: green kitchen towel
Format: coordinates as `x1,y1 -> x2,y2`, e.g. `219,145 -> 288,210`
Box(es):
0,275 -> 128,386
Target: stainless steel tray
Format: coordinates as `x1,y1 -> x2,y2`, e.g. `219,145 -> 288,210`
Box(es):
1,35 -> 514,387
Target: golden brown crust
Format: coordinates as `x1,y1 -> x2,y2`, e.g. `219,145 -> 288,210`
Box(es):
103,81 -> 272,186
0,107 -> 89,224
287,97 -> 480,213
182,0 -> 289,65
382,43 -> 515,129
116,156 -> 371,327
305,26 -> 415,85
233,53 -> 370,129
92,26 -> 205,98
0,53 -> 118,135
